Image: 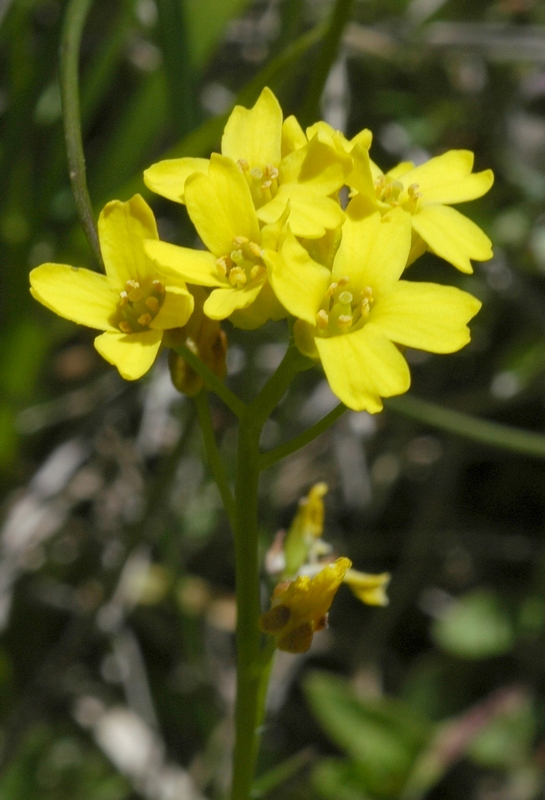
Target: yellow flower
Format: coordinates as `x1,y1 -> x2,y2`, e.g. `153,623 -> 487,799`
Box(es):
259,557 -> 351,654
146,153 -> 286,329
144,87 -> 350,239
344,569 -> 390,606
267,200 -> 482,412
30,195 -> 194,380
283,482 -> 330,576
351,147 -> 494,273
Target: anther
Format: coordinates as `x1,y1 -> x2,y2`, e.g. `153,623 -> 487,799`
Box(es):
237,159 -> 249,172
216,257 -> 228,277
229,267 -> 247,288
233,236 -> 249,247
137,313 -> 152,327
119,321 -> 133,334
316,309 -> 329,328
261,180 -> 272,189
337,276 -> 350,287
146,296 -> 159,314
230,249 -> 244,265
337,314 -> 353,329
119,291 -> 129,307
152,280 -> 165,294
325,282 -> 338,298
250,167 -> 263,180
250,265 -> 265,281
248,242 -> 263,258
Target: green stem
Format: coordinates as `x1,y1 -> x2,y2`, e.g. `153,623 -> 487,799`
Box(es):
386,394 -> 545,460
299,0 -> 355,126
230,346 -> 310,800
259,402 -> 347,471
172,343 -> 247,418
194,391 -> 236,528
60,0 -> 103,268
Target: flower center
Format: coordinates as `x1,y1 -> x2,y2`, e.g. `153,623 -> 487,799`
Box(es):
216,236 -> 266,288
315,277 -> 374,337
117,278 -> 165,333
374,176 -> 421,211
237,159 -> 279,208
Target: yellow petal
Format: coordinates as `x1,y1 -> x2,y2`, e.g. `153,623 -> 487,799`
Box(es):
344,570 -> 390,606
315,323 -> 410,412
98,195 -> 158,285
371,282 -> 481,353
145,240 -> 222,287
94,329 -> 162,380
386,161 -> 415,180
185,154 -> 260,256
221,87 -> 283,167
228,281 -> 286,329
30,263 -> 118,331
143,157 -> 209,203
203,280 -> 264,319
150,287 -> 194,330
282,115 -> 307,157
348,144 -> 377,199
336,205 -> 412,291
400,150 -> 494,204
264,234 -> 330,325
412,204 -> 493,273
282,132 -> 349,194
258,184 -> 345,239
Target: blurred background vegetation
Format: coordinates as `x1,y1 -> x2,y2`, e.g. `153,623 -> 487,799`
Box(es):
2,0 -> 545,797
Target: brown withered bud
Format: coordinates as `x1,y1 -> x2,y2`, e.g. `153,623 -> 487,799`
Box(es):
166,287 -> 228,397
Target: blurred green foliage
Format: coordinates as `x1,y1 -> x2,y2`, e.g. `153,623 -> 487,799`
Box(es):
3,0 -> 545,798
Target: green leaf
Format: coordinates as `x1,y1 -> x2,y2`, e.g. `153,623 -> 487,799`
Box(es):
312,758 -> 374,800
304,672 -> 431,798
432,590 -> 515,660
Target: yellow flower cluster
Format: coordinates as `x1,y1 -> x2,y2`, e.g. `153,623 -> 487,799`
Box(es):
30,88 -> 493,410
260,483 -> 390,653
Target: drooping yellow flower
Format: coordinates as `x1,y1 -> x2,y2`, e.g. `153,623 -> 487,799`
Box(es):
266,200 -> 482,412
350,147 -> 494,273
30,195 -> 194,380
283,482 -> 331,577
144,87 -> 350,239
259,557 -> 351,653
146,153 -> 286,329
344,569 -> 390,606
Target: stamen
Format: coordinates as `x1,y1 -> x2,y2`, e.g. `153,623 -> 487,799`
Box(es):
337,276 -> 350,287
152,280 -> 165,294
216,257 -> 228,277
229,267 -> 247,288
137,313 -> 152,327
250,167 -> 263,180
250,265 -> 265,281
119,321 -> 132,334
316,309 -> 329,328
146,296 -> 159,313
119,290 -> 129,306
233,236 -> 249,247
248,242 -> 263,259
337,314 -> 353,329
325,282 -> 338,298
237,158 -> 249,172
